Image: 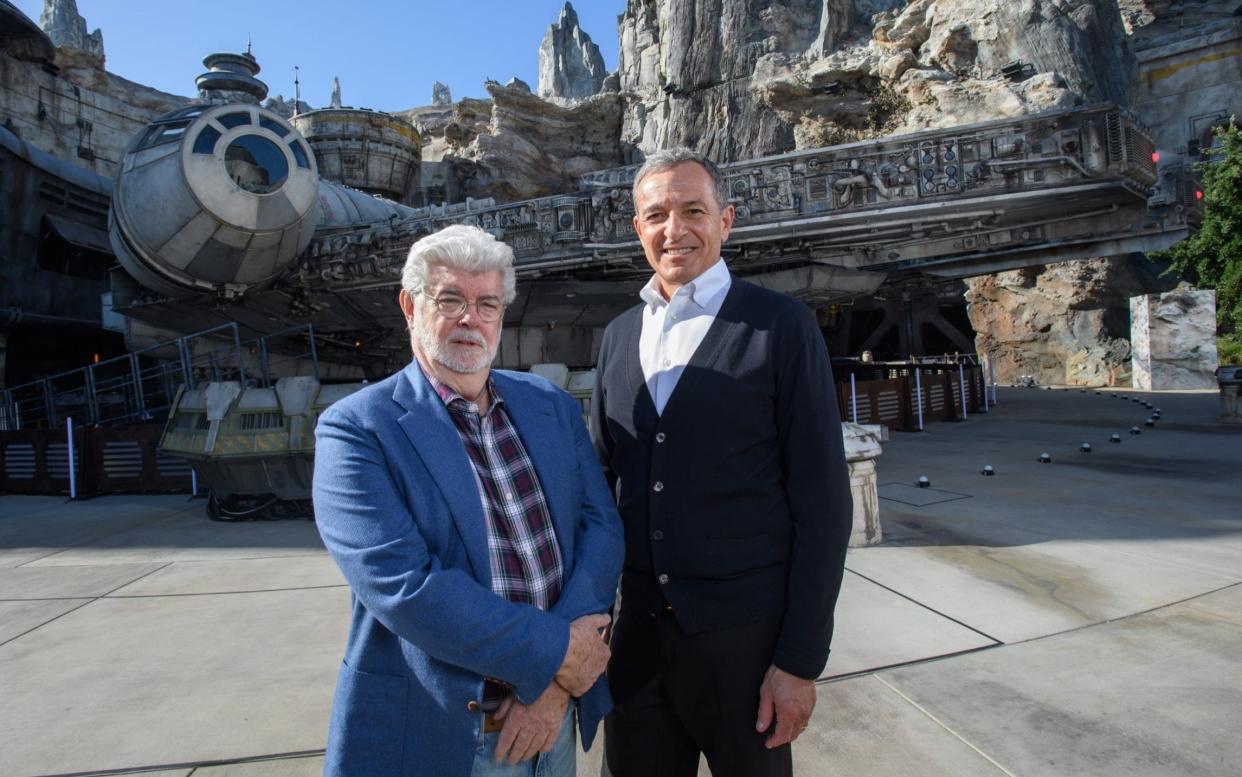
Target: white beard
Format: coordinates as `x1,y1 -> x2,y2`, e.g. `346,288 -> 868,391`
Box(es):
415,324 -> 495,375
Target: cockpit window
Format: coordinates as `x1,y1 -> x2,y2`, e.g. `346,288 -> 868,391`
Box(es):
218,112 -> 252,129
193,126 -> 222,155
260,117 -> 290,137
224,135 -> 289,194
168,106 -> 206,121
289,139 -> 310,169
136,120 -> 191,151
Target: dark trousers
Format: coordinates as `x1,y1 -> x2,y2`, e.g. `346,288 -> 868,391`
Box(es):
604,598 -> 791,777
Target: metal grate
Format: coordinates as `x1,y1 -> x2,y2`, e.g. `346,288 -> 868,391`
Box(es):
102,440 -> 144,478
239,412 -> 286,431
4,443 -> 37,479
876,391 -> 900,421
156,452 -> 192,478
1106,111 -> 1124,165
45,443 -> 79,479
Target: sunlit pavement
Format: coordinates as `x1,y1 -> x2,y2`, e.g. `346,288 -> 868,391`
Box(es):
1,387 -> 1239,776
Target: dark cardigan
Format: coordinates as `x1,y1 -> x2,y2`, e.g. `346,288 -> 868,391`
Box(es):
590,278 -> 852,679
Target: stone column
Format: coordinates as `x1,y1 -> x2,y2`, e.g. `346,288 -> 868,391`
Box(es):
842,422 -> 885,547
1130,287 -> 1219,390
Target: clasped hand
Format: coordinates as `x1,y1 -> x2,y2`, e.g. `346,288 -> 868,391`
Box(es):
553,612 -> 611,697
491,613 -> 610,765
492,681 -> 570,765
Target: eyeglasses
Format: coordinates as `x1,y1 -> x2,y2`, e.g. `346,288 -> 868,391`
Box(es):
422,291 -> 506,322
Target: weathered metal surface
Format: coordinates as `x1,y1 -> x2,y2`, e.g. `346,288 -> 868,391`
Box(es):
0,425 -> 189,495
292,108 -> 422,204
104,101 -> 1197,374
0,123 -> 114,336
159,376 -> 364,501
833,363 -> 985,431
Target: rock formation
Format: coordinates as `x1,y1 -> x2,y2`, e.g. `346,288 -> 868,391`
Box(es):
11,0 -> 1206,385
538,2 -> 607,104
964,257 -> 1156,386
1131,286 -> 1220,389
386,0 -> 1184,385
463,82 -> 627,200
610,0 -> 1139,161
39,0 -> 103,65
264,94 -> 312,118
1,2 -> 185,178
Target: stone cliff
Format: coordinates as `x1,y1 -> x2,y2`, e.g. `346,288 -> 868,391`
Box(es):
538,2 -> 608,103
5,0 -> 1223,385
0,1 -> 186,179
40,0 -> 102,66
965,258 -> 1156,386
396,0 -> 1214,385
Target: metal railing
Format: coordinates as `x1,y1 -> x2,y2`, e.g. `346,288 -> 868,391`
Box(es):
0,323 -> 320,430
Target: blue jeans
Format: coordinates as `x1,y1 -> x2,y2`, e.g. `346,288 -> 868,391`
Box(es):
471,705 -> 576,777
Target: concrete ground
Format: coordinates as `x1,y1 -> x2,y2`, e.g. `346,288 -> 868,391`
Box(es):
0,387 -> 1239,776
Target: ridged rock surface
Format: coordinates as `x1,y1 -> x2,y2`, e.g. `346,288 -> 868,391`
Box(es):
964,258 -> 1151,387
538,2 -> 608,104
611,0 -> 1134,161
39,0 -> 103,63
400,0 -> 1185,384
1131,287 -> 1220,389
462,83 -> 627,201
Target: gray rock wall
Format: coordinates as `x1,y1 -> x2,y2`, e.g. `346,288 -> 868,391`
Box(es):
608,0 -> 1137,163
0,48 -> 188,179
538,2 -> 607,104
965,258 -> 1151,387
39,0 -> 103,63
1131,288 -> 1219,390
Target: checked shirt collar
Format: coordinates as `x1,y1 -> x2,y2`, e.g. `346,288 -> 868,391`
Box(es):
418,362 -> 564,611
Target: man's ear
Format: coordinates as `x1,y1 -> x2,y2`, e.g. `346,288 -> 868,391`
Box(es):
398,288 -> 415,320
720,204 -> 736,241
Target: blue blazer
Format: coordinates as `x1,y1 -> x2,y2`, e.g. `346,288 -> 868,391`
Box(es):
313,361 -> 624,777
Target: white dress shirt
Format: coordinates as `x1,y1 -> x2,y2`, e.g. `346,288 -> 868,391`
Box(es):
639,258 -> 732,415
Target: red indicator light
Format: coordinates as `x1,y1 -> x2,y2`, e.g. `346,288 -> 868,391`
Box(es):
1195,190 -> 1204,201
1151,151 -> 1160,164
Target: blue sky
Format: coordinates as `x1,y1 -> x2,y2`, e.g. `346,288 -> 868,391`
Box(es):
11,1 -> 624,111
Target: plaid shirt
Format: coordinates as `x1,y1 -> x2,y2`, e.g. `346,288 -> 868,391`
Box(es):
421,365 -> 564,611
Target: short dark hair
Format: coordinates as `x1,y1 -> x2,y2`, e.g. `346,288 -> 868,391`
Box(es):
632,148 -> 729,209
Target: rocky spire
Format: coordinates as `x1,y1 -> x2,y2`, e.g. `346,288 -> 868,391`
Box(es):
537,2 -> 607,104
432,81 -> 453,106
39,0 -> 104,61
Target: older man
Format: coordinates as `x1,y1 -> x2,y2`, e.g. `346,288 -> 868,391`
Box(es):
313,224 -> 624,777
590,149 -> 852,777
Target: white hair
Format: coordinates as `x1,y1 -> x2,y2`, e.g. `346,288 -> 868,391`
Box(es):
401,224 -> 517,304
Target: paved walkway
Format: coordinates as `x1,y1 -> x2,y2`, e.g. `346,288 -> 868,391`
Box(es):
0,388 -> 1239,776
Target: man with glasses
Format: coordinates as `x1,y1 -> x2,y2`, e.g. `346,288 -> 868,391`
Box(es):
313,224 -> 624,776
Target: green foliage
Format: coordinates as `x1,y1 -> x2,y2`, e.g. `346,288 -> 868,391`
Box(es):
1152,121 -> 1242,333
1219,334 -> 1242,366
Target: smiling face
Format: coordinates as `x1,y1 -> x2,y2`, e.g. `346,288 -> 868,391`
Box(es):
400,263 -> 503,378
632,161 -> 735,299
